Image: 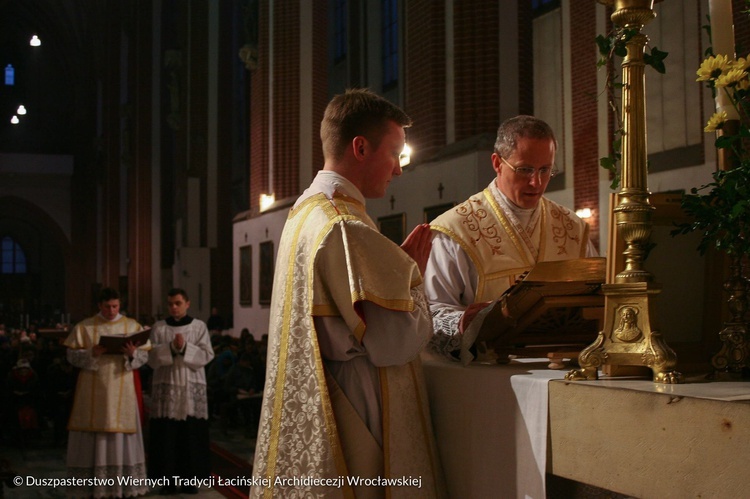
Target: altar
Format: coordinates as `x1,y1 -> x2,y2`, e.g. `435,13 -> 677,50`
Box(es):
422,355 -> 566,499
422,355 -> 750,499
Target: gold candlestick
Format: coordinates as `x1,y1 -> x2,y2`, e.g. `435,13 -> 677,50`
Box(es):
567,0 -> 682,384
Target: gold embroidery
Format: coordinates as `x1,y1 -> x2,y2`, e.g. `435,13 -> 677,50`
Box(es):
483,190 -> 529,266
549,204 -> 580,255
455,199 -> 504,255
264,202 -> 315,496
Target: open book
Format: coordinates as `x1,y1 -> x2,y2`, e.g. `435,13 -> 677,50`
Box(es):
97,329 -> 151,354
462,257 -> 606,363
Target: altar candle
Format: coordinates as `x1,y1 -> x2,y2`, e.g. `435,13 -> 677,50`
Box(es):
709,0 -> 740,119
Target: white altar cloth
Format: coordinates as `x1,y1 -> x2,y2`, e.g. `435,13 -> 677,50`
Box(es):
422,355 -> 567,499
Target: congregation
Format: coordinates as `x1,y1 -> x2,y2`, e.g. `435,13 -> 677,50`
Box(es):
0,314 -> 266,491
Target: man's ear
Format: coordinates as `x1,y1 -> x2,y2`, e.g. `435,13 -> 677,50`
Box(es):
353,136 -> 367,160
491,153 -> 503,175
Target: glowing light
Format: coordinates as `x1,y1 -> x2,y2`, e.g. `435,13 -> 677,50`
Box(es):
399,143 -> 412,167
30,35 -> 41,47
259,193 -> 276,212
10,115 -> 19,124
575,208 -> 593,219
17,105 -> 26,115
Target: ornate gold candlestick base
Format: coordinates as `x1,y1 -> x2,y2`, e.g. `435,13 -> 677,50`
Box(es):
566,282 -> 683,383
711,323 -> 749,379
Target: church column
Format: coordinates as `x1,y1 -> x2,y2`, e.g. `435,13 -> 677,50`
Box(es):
128,0 -> 155,321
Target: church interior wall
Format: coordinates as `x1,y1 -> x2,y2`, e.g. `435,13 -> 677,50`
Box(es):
232,206 -> 290,341
367,150 -> 492,230
172,246 -> 211,323
0,195 -> 70,319
0,154 -> 73,242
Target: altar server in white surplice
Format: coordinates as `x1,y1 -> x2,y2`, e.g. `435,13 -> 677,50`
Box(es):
250,88 -> 446,499
425,115 -> 597,356
64,287 -> 151,499
147,287 -> 214,495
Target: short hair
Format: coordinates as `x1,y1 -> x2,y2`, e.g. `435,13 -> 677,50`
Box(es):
168,288 -> 189,301
494,115 -> 557,158
320,88 -> 412,161
98,287 -> 120,303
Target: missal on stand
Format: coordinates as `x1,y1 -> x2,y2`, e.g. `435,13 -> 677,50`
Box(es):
469,257 -> 607,361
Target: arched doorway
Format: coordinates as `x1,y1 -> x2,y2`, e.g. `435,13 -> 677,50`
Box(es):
0,196 -> 70,327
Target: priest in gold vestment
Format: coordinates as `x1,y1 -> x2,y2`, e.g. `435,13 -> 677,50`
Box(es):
64,287 -> 151,498
250,89 -> 445,498
425,116 -> 597,355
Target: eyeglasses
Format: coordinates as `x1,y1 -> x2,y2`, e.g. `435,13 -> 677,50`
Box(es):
500,157 -> 558,179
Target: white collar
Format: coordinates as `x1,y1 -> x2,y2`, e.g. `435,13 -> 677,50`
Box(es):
98,313 -> 122,322
490,180 -> 538,220
295,170 -> 366,208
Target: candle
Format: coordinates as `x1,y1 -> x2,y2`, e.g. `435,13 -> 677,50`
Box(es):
709,0 -> 740,119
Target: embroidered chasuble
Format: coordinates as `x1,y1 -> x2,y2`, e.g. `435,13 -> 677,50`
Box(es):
430,184 -> 590,302
64,315 -> 149,433
251,192 -> 445,498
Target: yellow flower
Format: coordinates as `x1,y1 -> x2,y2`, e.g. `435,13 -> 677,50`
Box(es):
704,111 -> 728,133
715,68 -> 749,88
696,54 -> 732,81
734,57 -> 750,71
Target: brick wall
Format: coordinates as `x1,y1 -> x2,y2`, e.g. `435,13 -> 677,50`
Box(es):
518,1 -> 533,115
311,2 -> 327,180
453,0 -> 500,142
734,0 -> 750,56
570,1 -> 600,250
249,1 -> 269,212
404,0 -> 446,162
271,0 -> 300,201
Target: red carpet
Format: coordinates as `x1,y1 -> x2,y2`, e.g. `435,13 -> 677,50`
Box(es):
210,442 -> 253,499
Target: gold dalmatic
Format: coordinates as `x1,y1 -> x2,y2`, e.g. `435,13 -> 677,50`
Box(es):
64,315 -> 146,433
251,193 -> 445,498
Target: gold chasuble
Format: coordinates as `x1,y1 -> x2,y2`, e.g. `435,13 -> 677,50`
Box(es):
64,315 -> 147,433
251,193 -> 445,498
431,188 -> 590,302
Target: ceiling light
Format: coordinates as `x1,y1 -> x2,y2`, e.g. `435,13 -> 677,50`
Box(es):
30,35 -> 41,47
17,105 -> 26,115
11,115 -> 19,124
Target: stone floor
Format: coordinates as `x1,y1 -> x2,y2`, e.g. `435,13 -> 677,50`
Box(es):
0,418 -> 256,499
